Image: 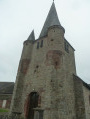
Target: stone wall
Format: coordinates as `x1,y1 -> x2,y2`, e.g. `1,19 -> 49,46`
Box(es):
10,25 -> 90,119
0,94 -> 12,109
10,26 -> 77,119
10,40 -> 34,113
73,75 -> 86,119
0,100 -> 3,108
83,84 -> 90,119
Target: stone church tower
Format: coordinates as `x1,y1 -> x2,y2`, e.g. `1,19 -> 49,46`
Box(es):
10,2 -> 90,119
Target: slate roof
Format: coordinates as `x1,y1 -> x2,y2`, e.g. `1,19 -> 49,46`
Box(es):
39,2 -> 61,38
0,82 -> 14,94
27,30 -> 35,41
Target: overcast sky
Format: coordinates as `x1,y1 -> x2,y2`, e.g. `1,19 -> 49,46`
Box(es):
0,0 -> 90,83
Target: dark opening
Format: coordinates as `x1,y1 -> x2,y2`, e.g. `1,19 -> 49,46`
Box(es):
27,92 -> 39,119
36,65 -> 39,68
40,40 -> 43,47
37,42 -> 39,49
51,39 -> 54,41
65,42 -> 69,53
55,61 -> 58,66
26,43 -> 28,45
34,70 -> 36,73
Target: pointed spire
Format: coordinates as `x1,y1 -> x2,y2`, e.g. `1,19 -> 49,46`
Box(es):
39,2 -> 61,38
27,30 -> 35,41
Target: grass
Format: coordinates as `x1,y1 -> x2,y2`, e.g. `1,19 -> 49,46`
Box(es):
0,108 -> 9,112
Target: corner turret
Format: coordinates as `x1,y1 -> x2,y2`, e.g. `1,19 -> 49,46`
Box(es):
27,30 -> 35,41
21,30 -> 35,59
10,30 -> 35,114
39,2 -> 65,38
24,30 -> 35,43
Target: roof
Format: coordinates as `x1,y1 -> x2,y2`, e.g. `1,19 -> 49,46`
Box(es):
73,74 -> 90,90
27,30 -> 35,41
64,38 -> 75,51
39,2 -> 61,38
0,82 -> 14,94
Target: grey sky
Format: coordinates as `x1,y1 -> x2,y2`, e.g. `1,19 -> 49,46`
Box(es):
0,0 -> 90,83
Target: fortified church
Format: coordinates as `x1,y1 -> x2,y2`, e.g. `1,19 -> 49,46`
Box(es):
10,2 -> 90,119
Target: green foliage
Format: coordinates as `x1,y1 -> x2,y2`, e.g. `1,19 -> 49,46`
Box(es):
0,108 -> 9,112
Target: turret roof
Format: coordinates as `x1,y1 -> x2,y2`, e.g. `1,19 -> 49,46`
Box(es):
27,30 -> 35,41
39,2 -> 61,38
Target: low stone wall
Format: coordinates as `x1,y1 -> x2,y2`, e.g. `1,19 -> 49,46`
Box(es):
0,112 -> 8,115
0,115 -> 24,119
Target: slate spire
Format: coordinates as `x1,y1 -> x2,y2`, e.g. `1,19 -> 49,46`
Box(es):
39,2 -> 61,38
27,30 -> 35,41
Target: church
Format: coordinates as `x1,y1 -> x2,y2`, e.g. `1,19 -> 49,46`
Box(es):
10,2 -> 90,119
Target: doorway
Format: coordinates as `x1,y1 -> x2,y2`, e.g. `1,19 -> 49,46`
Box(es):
27,92 -> 39,119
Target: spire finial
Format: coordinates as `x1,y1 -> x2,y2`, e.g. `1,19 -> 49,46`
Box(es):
53,0 -> 54,2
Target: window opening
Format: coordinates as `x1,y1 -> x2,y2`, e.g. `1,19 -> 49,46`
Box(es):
65,42 -> 69,53
37,42 -> 39,49
40,40 -> 43,47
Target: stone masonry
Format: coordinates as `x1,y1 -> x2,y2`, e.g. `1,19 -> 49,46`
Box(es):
10,2 -> 90,119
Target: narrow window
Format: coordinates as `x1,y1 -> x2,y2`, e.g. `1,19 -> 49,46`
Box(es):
67,44 -> 69,53
40,40 -> 43,47
65,42 -> 67,51
89,95 -> 90,105
55,61 -> 58,66
37,42 -> 39,49
65,42 -> 69,53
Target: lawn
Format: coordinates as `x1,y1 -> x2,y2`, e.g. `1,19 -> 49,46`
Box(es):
0,108 -> 9,112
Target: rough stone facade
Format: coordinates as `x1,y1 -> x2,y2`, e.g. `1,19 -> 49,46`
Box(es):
83,83 -> 90,119
10,2 -> 90,119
